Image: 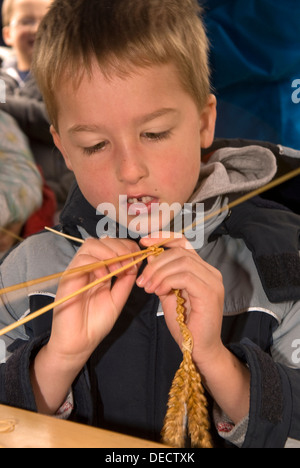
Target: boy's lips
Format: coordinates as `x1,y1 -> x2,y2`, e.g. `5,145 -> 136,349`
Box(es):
127,195 -> 155,204
126,195 -> 159,215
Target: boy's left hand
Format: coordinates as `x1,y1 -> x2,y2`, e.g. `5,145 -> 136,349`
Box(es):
138,234 -> 250,425
137,234 -> 225,370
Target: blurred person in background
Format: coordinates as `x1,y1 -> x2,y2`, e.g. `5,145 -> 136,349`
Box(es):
0,0 -> 74,210
202,0 -> 300,150
0,109 -> 43,253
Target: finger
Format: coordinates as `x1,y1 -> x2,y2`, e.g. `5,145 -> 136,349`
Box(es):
141,233 -> 218,277
137,249 -> 222,296
140,231 -> 192,250
137,254 -> 196,295
69,238 -> 141,276
57,238 -> 140,300
81,237 -> 140,259
56,252 -> 111,306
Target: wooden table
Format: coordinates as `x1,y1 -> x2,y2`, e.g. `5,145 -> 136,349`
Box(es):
0,405 -> 166,448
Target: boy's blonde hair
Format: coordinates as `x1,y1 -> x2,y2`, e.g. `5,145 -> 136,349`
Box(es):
32,0 -> 211,130
2,0 -> 16,26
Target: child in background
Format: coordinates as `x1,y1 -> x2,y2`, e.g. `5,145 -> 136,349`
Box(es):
0,0 -> 74,209
1,0 -> 50,85
0,109 -> 42,252
0,0 -> 299,448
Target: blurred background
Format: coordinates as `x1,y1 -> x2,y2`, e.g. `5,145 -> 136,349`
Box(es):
201,0 -> 300,150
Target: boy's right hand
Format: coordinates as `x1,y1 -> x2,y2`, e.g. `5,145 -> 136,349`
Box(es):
49,238 -> 139,363
31,237 -> 139,414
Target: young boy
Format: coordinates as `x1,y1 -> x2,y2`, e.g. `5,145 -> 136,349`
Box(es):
0,0 -> 299,448
0,0 -> 74,209
1,0 -> 50,83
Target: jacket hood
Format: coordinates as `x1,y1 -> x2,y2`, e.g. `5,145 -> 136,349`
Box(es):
190,144 -> 277,203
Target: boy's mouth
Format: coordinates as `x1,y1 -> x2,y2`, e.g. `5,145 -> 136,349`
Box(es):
127,196 -> 154,204
127,195 -> 159,215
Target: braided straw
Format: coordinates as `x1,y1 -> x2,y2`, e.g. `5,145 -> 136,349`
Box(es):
161,290 -> 212,448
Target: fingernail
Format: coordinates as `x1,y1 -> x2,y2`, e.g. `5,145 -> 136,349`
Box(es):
126,265 -> 138,274
136,275 -> 144,287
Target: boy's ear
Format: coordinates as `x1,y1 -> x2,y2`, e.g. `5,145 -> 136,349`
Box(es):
2,26 -> 13,47
199,94 -> 217,149
50,125 -> 73,171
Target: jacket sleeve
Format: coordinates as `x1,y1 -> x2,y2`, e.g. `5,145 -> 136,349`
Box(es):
0,332 -> 93,425
0,335 -> 47,412
0,232 -> 86,417
229,337 -> 300,448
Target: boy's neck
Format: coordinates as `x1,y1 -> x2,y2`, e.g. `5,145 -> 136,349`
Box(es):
15,53 -> 31,72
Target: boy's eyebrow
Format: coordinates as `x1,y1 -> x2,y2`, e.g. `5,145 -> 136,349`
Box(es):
136,108 -> 178,125
68,124 -> 105,135
68,108 -> 178,135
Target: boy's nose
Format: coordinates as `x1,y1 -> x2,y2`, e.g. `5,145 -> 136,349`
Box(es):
116,147 -> 149,185
30,19 -> 42,34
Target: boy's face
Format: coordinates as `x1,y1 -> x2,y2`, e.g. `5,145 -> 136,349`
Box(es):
52,62 -> 216,234
3,0 -> 51,70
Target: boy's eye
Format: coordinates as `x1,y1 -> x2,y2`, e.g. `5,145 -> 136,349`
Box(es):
82,130 -> 172,155
10,16 -> 41,28
143,130 -> 172,141
83,141 -> 107,155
